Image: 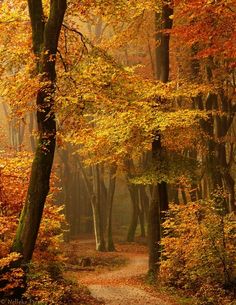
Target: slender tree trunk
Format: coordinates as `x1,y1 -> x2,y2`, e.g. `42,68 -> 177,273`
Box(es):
124,159 -> 140,242
78,160 -> 106,251
197,182 -> 203,200
140,185 -> 150,220
148,184 -> 161,279
181,188 -> 188,205
12,0 -> 67,263
91,197 -> 106,251
139,187 -> 146,238
59,149 -> 72,241
224,172 -> 235,212
91,196 -> 99,249
73,167 -> 81,236
94,165 -> 106,251
100,165 -> 108,235
127,184 -> 139,242
107,165 -> 117,251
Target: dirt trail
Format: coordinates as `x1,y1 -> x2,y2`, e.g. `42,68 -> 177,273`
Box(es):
78,251 -> 172,305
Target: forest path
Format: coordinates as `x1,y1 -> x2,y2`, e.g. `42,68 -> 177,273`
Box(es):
76,241 -> 175,305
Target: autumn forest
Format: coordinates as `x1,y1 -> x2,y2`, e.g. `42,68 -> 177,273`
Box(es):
0,0 -> 236,304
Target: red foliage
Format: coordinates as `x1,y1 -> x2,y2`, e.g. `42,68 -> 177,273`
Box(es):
172,0 -> 236,61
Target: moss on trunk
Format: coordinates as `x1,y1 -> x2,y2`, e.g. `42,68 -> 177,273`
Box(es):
12,0 -> 67,264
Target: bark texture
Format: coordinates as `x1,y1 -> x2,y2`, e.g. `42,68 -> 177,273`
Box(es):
12,0 -> 67,263
148,4 -> 173,278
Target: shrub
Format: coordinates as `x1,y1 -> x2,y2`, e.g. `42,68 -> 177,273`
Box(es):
0,252 -> 25,299
0,151 -> 66,300
160,197 -> 236,304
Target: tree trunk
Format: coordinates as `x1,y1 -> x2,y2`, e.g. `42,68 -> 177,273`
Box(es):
139,187 -> 146,238
124,159 -> 140,242
100,165 -> 108,235
59,149 -> 72,241
78,161 -> 106,251
181,188 -> 188,205
148,4 -> 173,277
196,60 -> 235,212
148,184 -> 161,279
127,184 -> 139,242
94,165 -> 106,251
12,0 -> 67,263
140,185 -> 150,220
107,166 -> 117,251
91,196 -> 106,251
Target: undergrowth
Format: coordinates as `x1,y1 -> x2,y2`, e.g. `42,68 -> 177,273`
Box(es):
160,195 -> 236,305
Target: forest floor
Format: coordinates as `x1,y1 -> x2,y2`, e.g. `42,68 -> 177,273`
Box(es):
63,238 -> 181,305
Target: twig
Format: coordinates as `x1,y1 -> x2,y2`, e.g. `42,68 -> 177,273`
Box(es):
62,23 -> 88,53
57,49 -> 68,72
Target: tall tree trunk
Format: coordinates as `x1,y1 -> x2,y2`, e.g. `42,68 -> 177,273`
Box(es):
124,159 -> 140,242
148,4 -> 173,278
148,183 -> 161,279
181,188 -> 188,204
12,0 -> 67,263
127,184 -> 140,242
140,185 -> 150,220
72,166 -> 81,236
94,164 -> 106,251
100,165 -> 108,235
107,165 -> 117,251
78,161 -> 106,251
91,197 -> 106,251
59,149 -> 72,241
139,186 -> 146,238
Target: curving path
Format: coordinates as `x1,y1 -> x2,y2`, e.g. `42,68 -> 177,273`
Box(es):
79,252 -> 172,305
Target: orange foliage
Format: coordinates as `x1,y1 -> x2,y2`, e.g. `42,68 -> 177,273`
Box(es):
0,252 -> 25,298
0,150 -> 65,260
160,198 -> 236,305
0,150 -> 69,302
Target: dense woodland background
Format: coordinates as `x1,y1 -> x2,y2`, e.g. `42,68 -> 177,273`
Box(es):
0,0 -> 235,304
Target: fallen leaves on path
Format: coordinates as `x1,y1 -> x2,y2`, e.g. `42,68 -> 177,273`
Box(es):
63,239 -> 179,305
